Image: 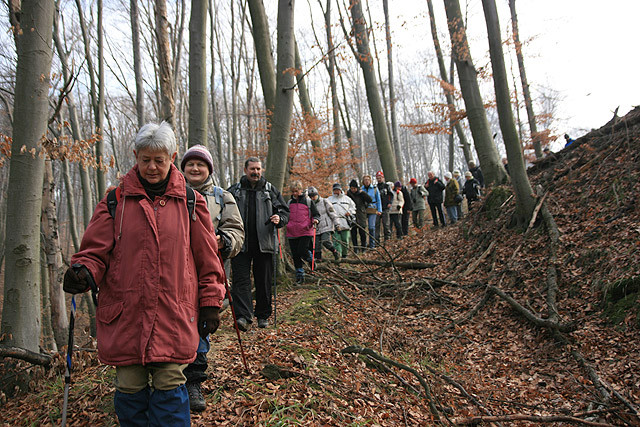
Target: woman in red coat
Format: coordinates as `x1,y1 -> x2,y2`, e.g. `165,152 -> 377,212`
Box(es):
63,122 -> 225,426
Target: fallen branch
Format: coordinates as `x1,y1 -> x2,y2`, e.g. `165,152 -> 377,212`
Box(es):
462,241 -> 495,277
0,345 -> 52,367
331,258 -> 435,269
452,413 -> 614,426
487,284 -> 575,332
341,345 -> 440,421
437,290 -> 493,337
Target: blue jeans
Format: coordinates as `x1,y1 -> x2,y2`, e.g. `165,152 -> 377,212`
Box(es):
367,214 -> 377,247
446,206 -> 458,224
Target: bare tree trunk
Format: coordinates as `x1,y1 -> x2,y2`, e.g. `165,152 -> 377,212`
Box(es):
172,0 -> 186,105
247,0 -> 277,118
509,0 -> 542,159
443,0 -> 506,185
95,0 -> 106,196
382,0 -> 404,180
131,0 -> 145,126
155,0 -> 176,127
294,40 -> 321,153
40,247 -> 56,352
349,0 -> 397,182
1,0 -> 55,352
188,0 -> 208,147
482,0 -> 535,225
209,0 -> 225,187
41,158 -> 69,349
265,0 -> 295,190
61,159 -> 80,252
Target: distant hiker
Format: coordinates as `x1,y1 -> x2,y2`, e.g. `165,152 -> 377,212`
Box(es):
468,161 -> 485,188
389,181 -> 405,238
502,157 -> 510,176
64,122 -> 226,426
375,171 -> 393,243
328,183 -> 356,258
543,147 -> 552,157
444,172 -> 460,225
228,158 -> 289,330
463,171 -> 481,208
362,175 -> 381,248
425,171 -> 446,227
409,178 -> 427,229
452,170 -> 464,219
181,145 -> 245,413
399,180 -> 413,236
286,181 -> 320,284
308,186 -> 340,262
564,133 -> 575,147
347,179 -> 372,252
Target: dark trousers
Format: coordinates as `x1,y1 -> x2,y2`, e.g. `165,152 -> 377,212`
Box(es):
314,232 -> 335,260
289,236 -> 312,269
375,209 -> 391,242
351,221 -> 368,250
231,248 -> 273,322
390,214 -> 403,238
429,202 -> 446,226
401,210 -> 410,236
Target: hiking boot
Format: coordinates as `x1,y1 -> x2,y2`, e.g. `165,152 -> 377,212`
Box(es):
257,318 -> 268,328
236,317 -> 249,332
333,251 -> 340,261
187,382 -> 206,412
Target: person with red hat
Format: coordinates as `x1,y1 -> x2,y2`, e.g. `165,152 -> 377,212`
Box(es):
409,178 -> 427,229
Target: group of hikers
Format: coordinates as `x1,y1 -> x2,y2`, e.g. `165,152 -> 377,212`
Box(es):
61,122 -> 486,425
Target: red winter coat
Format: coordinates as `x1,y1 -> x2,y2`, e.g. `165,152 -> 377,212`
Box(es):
71,164 -> 225,366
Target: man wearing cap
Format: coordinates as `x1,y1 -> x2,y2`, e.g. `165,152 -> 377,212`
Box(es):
308,186 -> 340,262
463,171 -> 481,209
375,171 -> 393,244
181,145 -> 244,412
468,161 -> 485,188
409,178 -> 427,229
328,183 -> 356,258
228,157 -> 289,331
347,179 -> 373,252
426,171 -> 446,227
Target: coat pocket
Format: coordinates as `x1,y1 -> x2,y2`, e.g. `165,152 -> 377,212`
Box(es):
97,301 -> 124,324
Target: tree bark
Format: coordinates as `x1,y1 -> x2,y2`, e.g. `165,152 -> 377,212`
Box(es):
41,159 -> 68,350
264,0 -> 295,191
95,0 -> 106,196
188,0 -> 208,148
382,0 -> 404,180
154,0 -> 176,127
482,0 -> 535,224
247,0 -> 277,118
443,0 -> 506,185
1,0 -> 55,352
131,0 -> 145,127
349,0 -> 397,182
209,0 -> 226,187
509,0 -> 542,159
294,40 -> 321,153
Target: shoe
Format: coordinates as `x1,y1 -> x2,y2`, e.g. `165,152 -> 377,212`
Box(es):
258,318 -> 268,328
342,254 -> 347,259
333,251 -> 340,261
220,298 -> 229,313
187,382 -> 206,412
236,317 -> 249,332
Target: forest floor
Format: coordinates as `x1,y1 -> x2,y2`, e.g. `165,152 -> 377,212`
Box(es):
2,108 -> 640,426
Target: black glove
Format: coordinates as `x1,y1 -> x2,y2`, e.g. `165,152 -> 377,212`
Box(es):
63,265 -> 90,294
396,206 -> 401,211
216,229 -> 232,259
198,306 -> 220,338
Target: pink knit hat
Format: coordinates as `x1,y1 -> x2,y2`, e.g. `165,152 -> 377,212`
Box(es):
181,145 -> 213,174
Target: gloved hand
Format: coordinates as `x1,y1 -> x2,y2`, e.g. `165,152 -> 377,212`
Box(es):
63,265 -> 90,294
397,206 -> 401,211
216,229 -> 232,259
198,306 -> 220,338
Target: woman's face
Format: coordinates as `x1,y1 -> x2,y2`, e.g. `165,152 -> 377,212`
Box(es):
135,148 -> 176,184
183,159 -> 210,186
291,188 -> 301,198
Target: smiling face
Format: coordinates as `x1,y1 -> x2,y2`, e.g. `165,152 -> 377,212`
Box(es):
245,160 -> 263,185
363,176 -> 371,187
183,159 -> 210,186
135,148 -> 176,184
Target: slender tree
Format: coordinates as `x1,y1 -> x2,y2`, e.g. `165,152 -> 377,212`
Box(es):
247,0 -> 277,117
1,0 -> 55,352
509,0 -> 542,159
209,0 -> 226,186
154,0 -> 176,127
348,0 -> 397,182
482,0 -> 535,224
188,0 -> 208,147
131,0 -> 145,127
265,0 -> 295,190
443,0 -> 506,185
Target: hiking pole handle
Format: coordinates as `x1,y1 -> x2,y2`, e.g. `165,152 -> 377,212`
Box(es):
72,263 -> 98,307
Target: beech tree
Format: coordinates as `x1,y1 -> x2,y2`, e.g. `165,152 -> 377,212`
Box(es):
154,0 -> 175,127
1,0 -> 55,352
443,0 -> 506,185
481,0 -> 535,225
188,0 -> 208,147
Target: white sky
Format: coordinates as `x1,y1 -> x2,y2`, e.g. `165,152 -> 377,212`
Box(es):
294,0 -> 639,142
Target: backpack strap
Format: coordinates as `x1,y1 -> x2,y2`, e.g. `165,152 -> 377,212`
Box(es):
186,186 -> 196,221
107,187 -> 121,219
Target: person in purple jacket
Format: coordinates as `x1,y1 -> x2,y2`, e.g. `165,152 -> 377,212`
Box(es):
286,181 -> 320,283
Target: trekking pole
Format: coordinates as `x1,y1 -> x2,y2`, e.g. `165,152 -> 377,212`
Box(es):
62,265 -> 98,427
220,256 -> 250,374
272,226 -> 278,328
311,224 -> 317,272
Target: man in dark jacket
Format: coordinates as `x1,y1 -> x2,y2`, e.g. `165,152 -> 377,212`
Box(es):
375,171 -> 393,243
425,171 -> 446,227
468,161 -> 485,188
228,157 -> 289,330
347,179 -> 372,253
463,171 -> 481,209
399,181 -> 413,236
